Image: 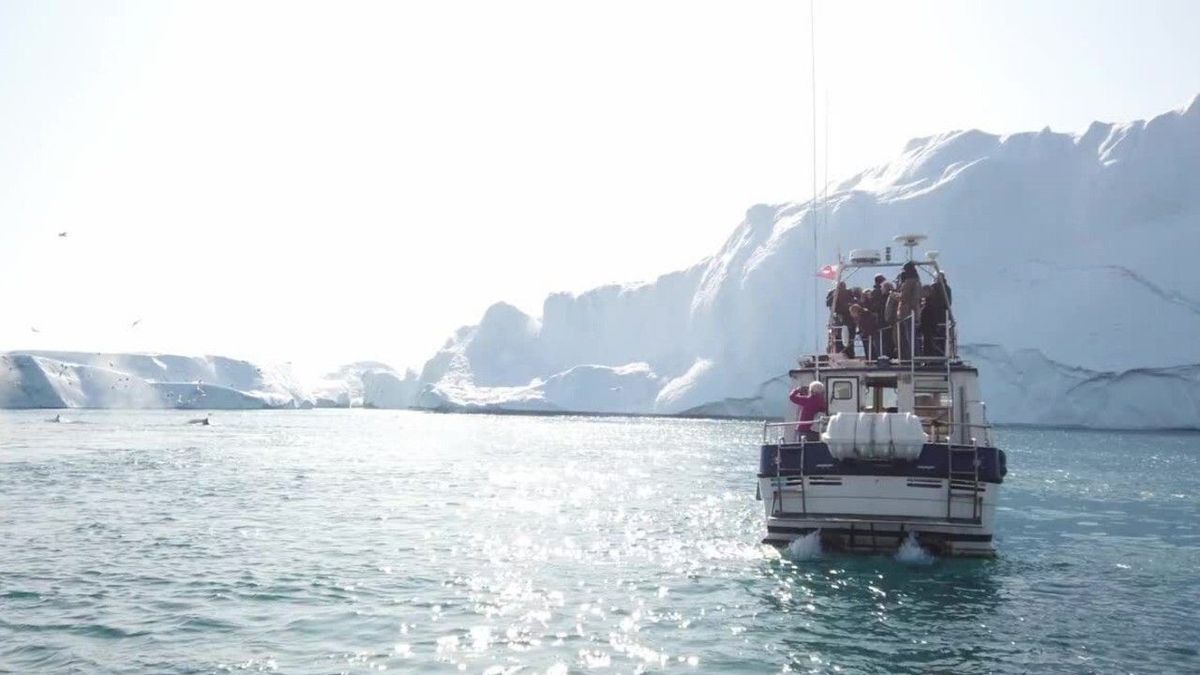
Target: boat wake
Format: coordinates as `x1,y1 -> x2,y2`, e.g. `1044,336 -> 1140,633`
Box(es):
784,531 -> 823,561
894,532 -> 936,565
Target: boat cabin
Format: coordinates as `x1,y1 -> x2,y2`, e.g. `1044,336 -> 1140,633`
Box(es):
788,363 -> 992,448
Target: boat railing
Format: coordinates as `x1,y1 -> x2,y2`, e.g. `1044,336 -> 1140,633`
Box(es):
761,418 -> 830,444
821,309 -> 958,365
799,354 -> 962,370
762,421 -> 790,444
761,418 -> 992,447
924,420 -> 994,447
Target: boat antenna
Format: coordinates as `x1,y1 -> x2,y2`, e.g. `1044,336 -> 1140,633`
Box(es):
809,0 -> 820,358
893,234 -> 927,261
823,90 -> 830,233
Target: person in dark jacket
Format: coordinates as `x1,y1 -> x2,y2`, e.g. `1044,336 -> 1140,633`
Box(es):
881,281 -> 897,358
870,274 -> 887,314
849,303 -> 881,360
873,271 -> 892,309
867,277 -> 888,355
825,281 -> 856,357
860,289 -> 881,357
921,272 -> 953,356
825,282 -> 847,354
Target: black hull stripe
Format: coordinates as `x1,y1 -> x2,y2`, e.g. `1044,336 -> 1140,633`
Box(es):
759,442 -> 1007,484
766,525 -> 992,543
757,472 -> 1002,484
762,537 -> 996,557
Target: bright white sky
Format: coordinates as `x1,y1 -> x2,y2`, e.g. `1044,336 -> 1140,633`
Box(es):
2,0 -> 1198,376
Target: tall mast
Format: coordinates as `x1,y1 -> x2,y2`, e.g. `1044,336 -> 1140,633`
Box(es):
809,0 -> 820,358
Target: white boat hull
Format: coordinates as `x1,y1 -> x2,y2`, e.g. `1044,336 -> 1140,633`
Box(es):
759,474 -> 998,557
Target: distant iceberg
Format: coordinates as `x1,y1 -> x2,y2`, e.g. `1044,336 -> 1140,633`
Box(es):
306,361 -> 420,409
0,350 -> 423,411
0,351 -> 312,410
410,95 -> 1200,429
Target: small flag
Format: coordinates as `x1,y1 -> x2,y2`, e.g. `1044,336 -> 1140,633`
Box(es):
816,264 -> 839,280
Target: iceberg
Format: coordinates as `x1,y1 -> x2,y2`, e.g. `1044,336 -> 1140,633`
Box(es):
0,351 -> 313,410
412,95 -> 1200,429
305,361 -> 419,409
362,368 -> 421,409
0,351 -> 426,411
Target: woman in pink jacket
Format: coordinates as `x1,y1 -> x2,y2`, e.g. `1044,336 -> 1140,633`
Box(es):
788,381 -> 827,441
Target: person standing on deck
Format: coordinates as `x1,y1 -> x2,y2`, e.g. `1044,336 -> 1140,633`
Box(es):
789,381 -> 827,442
868,276 -> 888,355
881,281 -> 898,358
826,282 -> 855,357
870,274 -> 887,315
850,303 -> 881,360
921,272 -> 953,356
895,262 -> 922,359
860,289 -> 876,357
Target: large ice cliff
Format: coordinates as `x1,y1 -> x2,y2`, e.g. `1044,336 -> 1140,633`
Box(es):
411,95 -> 1200,429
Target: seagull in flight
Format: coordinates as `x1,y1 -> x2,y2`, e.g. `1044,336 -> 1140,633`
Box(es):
131,319 -> 141,328
30,326 -> 40,333
57,231 -> 68,238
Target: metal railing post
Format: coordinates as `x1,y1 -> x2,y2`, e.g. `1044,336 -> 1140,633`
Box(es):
946,314 -> 953,443
772,436 -> 783,516
799,436 -> 807,515
909,310 -> 916,377
944,310 -> 951,360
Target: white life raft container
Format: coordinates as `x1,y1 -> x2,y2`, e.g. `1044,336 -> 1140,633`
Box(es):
821,412 -> 927,461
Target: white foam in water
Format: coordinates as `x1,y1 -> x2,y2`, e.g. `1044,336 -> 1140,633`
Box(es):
784,531 -> 823,561
894,532 -> 936,565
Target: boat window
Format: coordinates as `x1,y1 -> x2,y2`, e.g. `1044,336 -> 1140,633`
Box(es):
880,386 -> 898,412
914,392 -> 952,409
914,377 -> 948,392
914,390 -> 953,441
864,380 -> 899,412
832,381 -> 854,400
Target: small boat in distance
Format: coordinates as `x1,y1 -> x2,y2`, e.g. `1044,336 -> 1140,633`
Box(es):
758,235 -> 1007,557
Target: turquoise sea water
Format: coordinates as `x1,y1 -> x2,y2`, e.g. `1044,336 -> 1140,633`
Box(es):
0,410 -> 1197,673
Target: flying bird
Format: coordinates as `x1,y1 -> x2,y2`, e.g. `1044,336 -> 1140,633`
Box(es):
30,327 -> 39,333
57,231 -> 68,238
131,319 -> 141,328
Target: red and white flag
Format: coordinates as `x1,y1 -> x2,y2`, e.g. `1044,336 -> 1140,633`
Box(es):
815,264 -> 839,281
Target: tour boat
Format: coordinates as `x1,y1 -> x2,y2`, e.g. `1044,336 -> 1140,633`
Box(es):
758,235 -> 1006,557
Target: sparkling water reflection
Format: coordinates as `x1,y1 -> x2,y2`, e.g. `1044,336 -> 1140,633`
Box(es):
0,411 -> 1196,673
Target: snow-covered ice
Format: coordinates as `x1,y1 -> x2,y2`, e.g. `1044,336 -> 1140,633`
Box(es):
0,351 -> 312,409
409,95 -> 1200,429
3,96 -> 1198,427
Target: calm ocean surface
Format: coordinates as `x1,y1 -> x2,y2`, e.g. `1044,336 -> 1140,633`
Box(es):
0,410 -> 1196,674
